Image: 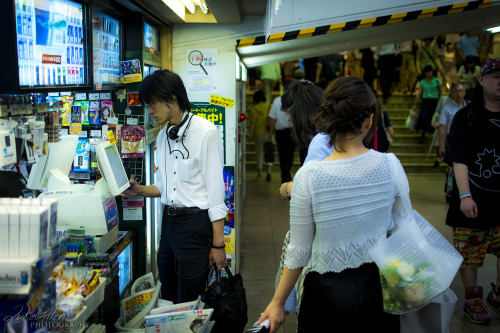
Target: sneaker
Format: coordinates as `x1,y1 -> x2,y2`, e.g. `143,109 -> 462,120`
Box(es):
486,283 -> 500,314
464,286 -> 491,325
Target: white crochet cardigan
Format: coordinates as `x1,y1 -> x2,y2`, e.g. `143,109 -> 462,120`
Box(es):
284,150 -> 412,274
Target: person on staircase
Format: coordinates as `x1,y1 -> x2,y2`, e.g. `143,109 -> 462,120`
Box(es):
412,65 -> 442,139
249,90 -> 273,180
445,58 -> 500,325
437,82 -> 467,202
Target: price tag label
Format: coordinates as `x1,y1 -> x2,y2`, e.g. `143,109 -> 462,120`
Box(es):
60,91 -> 72,96
77,131 -> 88,138
60,128 -> 69,136
96,84 -> 102,90
106,130 -> 117,145
75,93 -> 87,101
90,130 -> 102,138
89,93 -> 100,100
107,117 -> 118,125
100,93 -> 111,100
126,118 -> 138,125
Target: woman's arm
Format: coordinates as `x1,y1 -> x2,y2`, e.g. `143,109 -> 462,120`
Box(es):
257,267 -> 303,333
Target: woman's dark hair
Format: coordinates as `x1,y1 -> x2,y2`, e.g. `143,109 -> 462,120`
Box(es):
139,69 -> 192,111
253,90 -> 266,103
463,55 -> 476,74
314,76 -> 379,152
422,65 -> 434,75
281,81 -> 324,147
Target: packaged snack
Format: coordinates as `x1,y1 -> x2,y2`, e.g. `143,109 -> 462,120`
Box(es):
73,138 -> 90,173
121,125 -> 145,158
89,137 -> 103,174
100,100 -> 113,122
60,96 -> 74,127
74,101 -> 90,125
89,100 -> 101,125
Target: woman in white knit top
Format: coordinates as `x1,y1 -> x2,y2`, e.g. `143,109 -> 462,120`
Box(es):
258,76 -> 411,332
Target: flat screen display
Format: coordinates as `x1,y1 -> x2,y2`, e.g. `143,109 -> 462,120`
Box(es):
117,241 -> 132,295
15,0 -> 87,87
144,22 -> 158,50
92,12 -> 120,85
104,144 -> 129,190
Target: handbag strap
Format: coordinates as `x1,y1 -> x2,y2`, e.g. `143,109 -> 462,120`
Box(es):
374,127 -> 378,151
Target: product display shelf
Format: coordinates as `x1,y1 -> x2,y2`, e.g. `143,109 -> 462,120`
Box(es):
65,277 -> 106,333
0,241 -> 66,295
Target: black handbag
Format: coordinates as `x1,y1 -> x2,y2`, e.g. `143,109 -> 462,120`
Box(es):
201,266 -> 248,333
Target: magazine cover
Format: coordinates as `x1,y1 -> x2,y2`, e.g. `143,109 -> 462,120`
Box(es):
145,309 -> 213,333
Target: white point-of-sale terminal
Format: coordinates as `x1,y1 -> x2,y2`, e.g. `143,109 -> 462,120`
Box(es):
27,135 -> 130,253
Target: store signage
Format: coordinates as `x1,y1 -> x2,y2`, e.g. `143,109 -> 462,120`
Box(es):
209,94 -> 234,108
126,118 -> 138,125
41,54 -> 62,64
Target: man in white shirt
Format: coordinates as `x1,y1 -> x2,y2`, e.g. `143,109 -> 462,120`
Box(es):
124,69 -> 227,303
268,95 -> 295,183
438,82 -> 466,158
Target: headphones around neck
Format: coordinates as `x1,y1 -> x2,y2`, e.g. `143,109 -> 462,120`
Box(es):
167,113 -> 189,140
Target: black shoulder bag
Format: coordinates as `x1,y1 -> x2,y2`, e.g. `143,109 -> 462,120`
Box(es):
201,266 -> 248,333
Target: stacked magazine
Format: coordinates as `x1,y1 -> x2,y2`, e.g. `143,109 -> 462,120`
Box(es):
145,301 -> 214,333
115,272 -> 214,332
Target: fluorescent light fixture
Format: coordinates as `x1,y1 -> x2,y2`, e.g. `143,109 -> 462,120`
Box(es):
235,54 -> 240,80
180,0 -> 196,14
487,26 -> 500,33
195,0 -> 209,14
162,0 -> 185,20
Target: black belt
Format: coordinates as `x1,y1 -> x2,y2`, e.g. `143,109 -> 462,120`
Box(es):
166,206 -> 205,216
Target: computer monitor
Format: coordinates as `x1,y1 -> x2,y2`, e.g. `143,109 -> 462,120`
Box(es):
95,141 -> 130,197
27,135 -> 78,190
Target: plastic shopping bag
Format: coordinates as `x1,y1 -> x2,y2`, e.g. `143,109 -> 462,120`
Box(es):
405,109 -> 418,131
400,288 -> 458,333
369,214 -> 448,314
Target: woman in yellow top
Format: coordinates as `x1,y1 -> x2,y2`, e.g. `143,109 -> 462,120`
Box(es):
249,90 -> 272,180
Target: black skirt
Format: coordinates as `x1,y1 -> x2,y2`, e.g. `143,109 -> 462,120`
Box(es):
297,263 -> 400,332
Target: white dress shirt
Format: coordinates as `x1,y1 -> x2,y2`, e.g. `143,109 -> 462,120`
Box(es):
268,98 -> 292,130
154,111 -> 227,222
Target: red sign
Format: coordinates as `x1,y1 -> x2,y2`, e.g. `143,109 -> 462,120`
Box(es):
41,54 -> 62,64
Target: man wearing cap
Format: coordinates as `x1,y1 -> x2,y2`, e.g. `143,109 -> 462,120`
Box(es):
445,58 -> 500,324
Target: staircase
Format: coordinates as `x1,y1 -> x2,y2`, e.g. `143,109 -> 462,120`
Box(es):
245,92 -> 448,177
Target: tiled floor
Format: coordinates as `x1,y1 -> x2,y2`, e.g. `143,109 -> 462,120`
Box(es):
240,171 -> 500,332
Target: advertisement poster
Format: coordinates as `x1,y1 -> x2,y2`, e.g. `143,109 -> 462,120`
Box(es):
186,48 -> 218,93
191,102 -> 226,163
223,166 -> 235,255
18,0 -> 86,86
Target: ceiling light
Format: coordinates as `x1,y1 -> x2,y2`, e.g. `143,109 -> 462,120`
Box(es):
180,0 -> 196,14
195,0 -> 209,14
487,26 -> 500,33
162,0 -> 185,20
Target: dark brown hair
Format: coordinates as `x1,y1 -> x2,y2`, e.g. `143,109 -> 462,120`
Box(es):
281,81 -> 324,147
314,76 -> 379,152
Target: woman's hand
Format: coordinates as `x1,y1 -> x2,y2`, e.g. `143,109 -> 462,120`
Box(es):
279,182 -> 292,200
257,300 -> 286,333
460,197 -> 478,219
